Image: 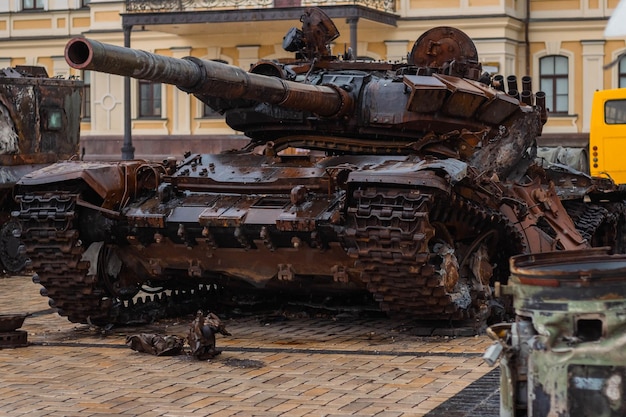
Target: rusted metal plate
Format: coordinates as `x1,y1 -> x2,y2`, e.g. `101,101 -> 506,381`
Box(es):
0,313 -> 28,332
466,79 -> 521,124
198,196 -> 251,228
510,247 -> 626,285
275,196 -> 341,231
403,75 -> 447,113
409,26 -> 479,71
0,330 -> 28,348
0,69 -> 82,166
435,74 -> 487,118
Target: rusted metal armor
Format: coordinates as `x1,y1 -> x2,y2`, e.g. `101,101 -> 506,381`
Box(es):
188,311 -> 231,360
126,333 -> 185,356
484,249 -> 626,417
14,8 -> 626,330
0,66 -> 82,273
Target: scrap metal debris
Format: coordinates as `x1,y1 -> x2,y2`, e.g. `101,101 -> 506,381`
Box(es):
0,313 -> 29,348
126,311 -> 230,360
125,334 -> 184,356
188,311 -> 232,360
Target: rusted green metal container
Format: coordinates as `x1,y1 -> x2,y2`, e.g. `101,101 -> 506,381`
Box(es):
495,248 -> 626,417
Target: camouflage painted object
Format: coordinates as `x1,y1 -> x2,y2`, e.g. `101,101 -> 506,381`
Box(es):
484,248 -> 626,417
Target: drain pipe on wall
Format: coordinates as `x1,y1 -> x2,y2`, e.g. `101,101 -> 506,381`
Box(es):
525,0 -> 530,76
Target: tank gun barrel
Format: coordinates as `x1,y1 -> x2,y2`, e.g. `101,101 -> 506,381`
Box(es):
65,37 -> 350,118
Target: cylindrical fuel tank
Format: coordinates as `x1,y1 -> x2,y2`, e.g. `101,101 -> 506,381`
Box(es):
507,248 -> 626,417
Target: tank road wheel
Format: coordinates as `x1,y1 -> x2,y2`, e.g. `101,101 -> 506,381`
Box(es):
86,241 -> 219,324
428,195 -> 523,325
84,242 -> 175,325
430,224 -> 501,325
97,243 -> 141,301
0,220 -> 28,273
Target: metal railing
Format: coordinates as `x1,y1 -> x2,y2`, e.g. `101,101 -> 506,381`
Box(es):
125,0 -> 395,14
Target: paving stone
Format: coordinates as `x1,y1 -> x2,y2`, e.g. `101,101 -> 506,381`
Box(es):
0,275 -> 500,416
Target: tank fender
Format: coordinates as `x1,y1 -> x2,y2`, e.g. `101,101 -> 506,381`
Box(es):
346,158 -> 466,191
0,164 -> 50,186
17,160 -> 158,210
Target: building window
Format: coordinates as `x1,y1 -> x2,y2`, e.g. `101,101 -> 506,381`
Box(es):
82,0 -> 91,6
539,55 -> 569,114
202,103 -> 222,119
619,55 -> 626,88
22,0 -> 44,10
138,80 -> 161,118
81,71 -> 91,121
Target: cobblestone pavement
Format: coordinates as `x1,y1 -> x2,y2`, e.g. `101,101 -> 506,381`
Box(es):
0,275 -> 499,417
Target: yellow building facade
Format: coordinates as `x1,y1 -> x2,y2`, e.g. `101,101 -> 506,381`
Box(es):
0,0 -> 624,159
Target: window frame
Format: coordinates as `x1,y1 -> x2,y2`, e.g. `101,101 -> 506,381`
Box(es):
202,103 -> 222,119
81,71 -> 91,121
22,0 -> 44,10
539,55 -> 569,115
138,80 -> 162,119
619,55 -> 626,89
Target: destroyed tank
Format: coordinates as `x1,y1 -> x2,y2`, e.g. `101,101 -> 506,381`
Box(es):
14,8 -> 625,328
0,65 -> 82,273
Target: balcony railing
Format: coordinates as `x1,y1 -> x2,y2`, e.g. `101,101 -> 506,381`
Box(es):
125,0 -> 395,14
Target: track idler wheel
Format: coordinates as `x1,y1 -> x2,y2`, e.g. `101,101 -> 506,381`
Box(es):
0,220 -> 28,273
97,243 -> 141,300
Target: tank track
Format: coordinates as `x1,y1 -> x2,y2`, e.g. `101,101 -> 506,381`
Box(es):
15,192 -> 105,323
15,192 -> 213,325
344,185 -> 523,323
562,200 -> 626,251
18,187 -> 524,327
344,187 -> 441,317
562,201 -> 608,243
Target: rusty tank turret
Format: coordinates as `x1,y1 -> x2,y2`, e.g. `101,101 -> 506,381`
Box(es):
0,65 -> 82,273
14,8 -> 626,329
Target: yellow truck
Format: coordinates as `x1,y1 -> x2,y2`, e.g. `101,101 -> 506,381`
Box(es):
537,88 -> 626,181
534,88 -> 626,252
590,87 -> 626,184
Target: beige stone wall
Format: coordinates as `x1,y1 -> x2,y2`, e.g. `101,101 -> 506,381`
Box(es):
0,0 -> 624,158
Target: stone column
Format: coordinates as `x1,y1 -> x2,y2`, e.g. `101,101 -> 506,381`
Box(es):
170,46 -> 192,135
51,56 -> 69,78
385,40 -> 409,63
237,45 -> 259,70
581,40 -> 605,132
347,17 -> 359,58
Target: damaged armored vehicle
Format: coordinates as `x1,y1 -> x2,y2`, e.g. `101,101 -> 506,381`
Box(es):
0,65 -> 82,273
14,8 -> 626,328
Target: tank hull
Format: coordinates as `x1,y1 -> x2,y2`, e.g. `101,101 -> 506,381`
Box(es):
14,8 -> 626,328
15,149 -> 599,327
